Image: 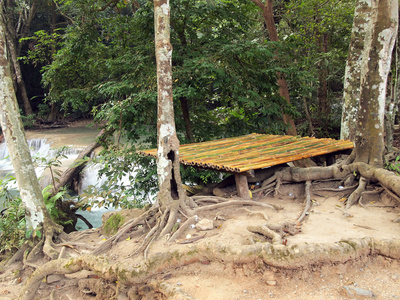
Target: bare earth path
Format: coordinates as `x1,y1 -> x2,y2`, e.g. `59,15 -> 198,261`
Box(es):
0,181 -> 399,299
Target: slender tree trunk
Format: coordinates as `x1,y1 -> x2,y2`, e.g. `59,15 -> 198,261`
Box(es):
179,97 -> 195,142
395,22 -> 400,126
0,8 -> 49,230
3,4 -> 33,116
16,0 -> 38,55
317,33 -> 329,115
250,0 -> 297,136
354,0 -> 398,166
385,72 -> 395,152
47,1 -> 59,122
341,1 -> 373,141
154,0 -> 185,208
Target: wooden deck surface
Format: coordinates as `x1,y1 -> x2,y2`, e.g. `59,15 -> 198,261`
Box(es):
138,133 -> 354,173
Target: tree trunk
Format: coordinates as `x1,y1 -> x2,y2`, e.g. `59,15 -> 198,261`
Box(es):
340,1 -> 373,141
317,33 -> 329,115
3,4 -> 33,116
16,0 -> 38,55
395,22 -> 400,127
179,97 -> 195,142
354,0 -> 398,167
0,8 -> 49,230
250,0 -> 297,136
54,130 -> 105,194
154,0 -> 185,209
385,72 -> 395,152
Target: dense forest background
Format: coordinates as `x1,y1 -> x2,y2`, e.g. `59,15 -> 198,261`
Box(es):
3,0 -> 399,212
7,0 -> 359,142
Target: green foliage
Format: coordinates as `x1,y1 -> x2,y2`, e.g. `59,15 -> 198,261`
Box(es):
78,146 -> 156,210
34,146 -> 68,189
181,166 -> 227,186
0,176 -> 26,257
386,156 -> 400,175
103,213 -> 124,236
279,0 -> 355,121
37,103 -> 51,119
42,185 -> 73,226
20,110 -> 36,128
14,0 -> 357,207
34,148 -> 76,227
19,29 -> 62,67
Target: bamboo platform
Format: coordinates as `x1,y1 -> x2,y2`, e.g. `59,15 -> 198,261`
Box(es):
138,133 -> 354,199
139,133 -> 354,172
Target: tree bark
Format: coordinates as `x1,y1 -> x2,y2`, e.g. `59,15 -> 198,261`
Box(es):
391,11 -> 400,147
179,97 -> 195,142
340,1 -> 373,141
0,6 -> 48,230
250,0 -> 297,136
354,0 -> 398,167
385,72 -> 395,152
3,3 -> 33,115
317,33 -> 329,115
54,130 -> 105,193
154,0 -> 185,209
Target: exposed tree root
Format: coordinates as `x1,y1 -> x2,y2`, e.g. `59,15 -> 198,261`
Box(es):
193,199 -> 282,213
297,181 -> 312,223
247,225 -> 282,244
345,177 -> 368,212
93,196 -> 281,257
18,237 -> 400,300
313,183 -> 359,192
260,162 -> 400,212
12,160 -> 400,299
265,219 -> 301,237
343,162 -> 400,198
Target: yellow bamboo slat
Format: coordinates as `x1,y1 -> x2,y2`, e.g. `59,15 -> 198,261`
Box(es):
138,133 -> 354,173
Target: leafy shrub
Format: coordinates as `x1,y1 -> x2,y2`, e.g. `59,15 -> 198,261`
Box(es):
386,156 -> 400,175
0,176 -> 26,258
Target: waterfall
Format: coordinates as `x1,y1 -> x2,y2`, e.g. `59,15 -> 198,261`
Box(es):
0,139 -> 86,180
79,162 -> 108,192
0,137 -> 151,230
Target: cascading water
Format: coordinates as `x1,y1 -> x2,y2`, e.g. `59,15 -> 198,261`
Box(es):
0,139 -> 110,229
0,139 -> 50,178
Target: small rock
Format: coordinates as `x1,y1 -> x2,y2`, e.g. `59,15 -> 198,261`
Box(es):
343,285 -> 375,298
266,280 -> 276,286
177,282 -> 182,286
243,290 -> 247,293
195,219 -> 214,231
263,271 -> 275,281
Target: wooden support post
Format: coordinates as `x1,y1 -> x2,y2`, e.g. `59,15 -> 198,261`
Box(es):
235,172 -> 250,199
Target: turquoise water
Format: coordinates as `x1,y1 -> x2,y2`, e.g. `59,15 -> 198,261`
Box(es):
0,126 -> 107,229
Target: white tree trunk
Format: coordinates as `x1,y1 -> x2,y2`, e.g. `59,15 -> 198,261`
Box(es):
154,0 -> 185,208
340,1 -> 373,141
354,0 -> 398,166
0,7 -> 46,230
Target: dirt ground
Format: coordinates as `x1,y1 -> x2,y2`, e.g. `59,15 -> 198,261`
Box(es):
0,181 -> 399,300
0,123 -> 397,299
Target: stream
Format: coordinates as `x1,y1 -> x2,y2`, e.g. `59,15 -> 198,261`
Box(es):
0,125 -> 114,230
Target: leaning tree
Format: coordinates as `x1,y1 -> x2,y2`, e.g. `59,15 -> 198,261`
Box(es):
0,0 -> 62,262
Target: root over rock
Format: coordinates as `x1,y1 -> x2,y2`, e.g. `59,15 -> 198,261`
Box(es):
19,237 -> 400,300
